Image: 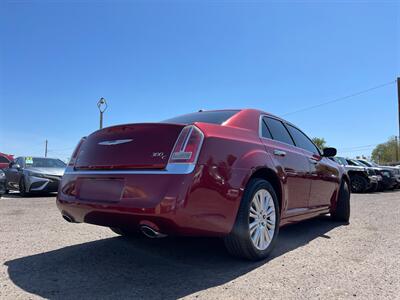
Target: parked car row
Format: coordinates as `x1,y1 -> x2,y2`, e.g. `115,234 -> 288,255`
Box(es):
0,156 -> 66,197
330,157 -> 399,193
357,159 -> 400,190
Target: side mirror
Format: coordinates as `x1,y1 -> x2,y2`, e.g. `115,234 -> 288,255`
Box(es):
12,163 -> 21,170
322,147 -> 337,157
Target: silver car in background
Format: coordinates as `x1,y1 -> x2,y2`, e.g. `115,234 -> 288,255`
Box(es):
4,157 -> 66,196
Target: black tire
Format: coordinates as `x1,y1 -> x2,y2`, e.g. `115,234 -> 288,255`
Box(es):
366,182 -> 378,193
223,178 -> 280,261
350,174 -> 368,193
19,177 -> 29,197
331,180 -> 350,223
110,227 -> 143,238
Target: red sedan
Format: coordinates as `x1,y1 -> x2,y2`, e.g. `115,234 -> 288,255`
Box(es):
0,152 -> 14,169
57,109 -> 350,260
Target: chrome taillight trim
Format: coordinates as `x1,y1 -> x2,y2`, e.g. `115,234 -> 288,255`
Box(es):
168,124 -> 204,164
63,163 -> 196,175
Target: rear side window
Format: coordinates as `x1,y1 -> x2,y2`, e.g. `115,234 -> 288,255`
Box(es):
264,117 -> 294,145
260,120 -> 272,139
286,125 -> 319,154
162,110 -> 240,125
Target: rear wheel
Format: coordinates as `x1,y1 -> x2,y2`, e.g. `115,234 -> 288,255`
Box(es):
350,174 -> 367,193
224,178 -> 280,261
331,180 -> 350,223
110,227 -> 143,238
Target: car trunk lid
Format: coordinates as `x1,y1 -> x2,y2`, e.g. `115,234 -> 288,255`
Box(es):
74,123 -> 185,170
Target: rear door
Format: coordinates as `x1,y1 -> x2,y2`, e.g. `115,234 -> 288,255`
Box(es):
260,117 -> 311,217
285,124 -> 339,208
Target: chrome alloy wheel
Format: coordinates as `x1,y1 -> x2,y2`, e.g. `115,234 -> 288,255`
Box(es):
249,189 -> 276,250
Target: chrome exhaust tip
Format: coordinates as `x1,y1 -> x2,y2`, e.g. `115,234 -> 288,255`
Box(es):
140,225 -> 167,238
62,214 -> 75,223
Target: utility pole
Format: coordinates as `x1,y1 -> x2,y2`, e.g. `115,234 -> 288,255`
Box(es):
45,139 -> 48,158
97,97 -> 108,129
397,77 -> 400,162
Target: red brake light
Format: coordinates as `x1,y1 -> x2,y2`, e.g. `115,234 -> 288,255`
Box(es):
169,125 -> 204,164
68,137 -> 86,167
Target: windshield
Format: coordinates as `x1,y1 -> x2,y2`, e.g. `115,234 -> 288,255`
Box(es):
347,159 -> 365,167
24,157 -> 66,168
334,157 -> 348,165
357,160 -> 373,167
162,110 -> 240,125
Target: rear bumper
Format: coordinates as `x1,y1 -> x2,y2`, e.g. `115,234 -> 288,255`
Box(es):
57,165 -> 247,236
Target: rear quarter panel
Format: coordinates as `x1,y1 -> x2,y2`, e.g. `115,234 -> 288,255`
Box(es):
182,122 -> 276,234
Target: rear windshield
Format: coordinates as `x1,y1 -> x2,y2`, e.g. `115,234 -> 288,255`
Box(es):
162,110 -> 240,125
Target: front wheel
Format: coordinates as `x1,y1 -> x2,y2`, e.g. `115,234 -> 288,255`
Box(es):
19,177 -> 29,197
331,180 -> 350,223
350,174 -> 367,193
224,178 -> 280,261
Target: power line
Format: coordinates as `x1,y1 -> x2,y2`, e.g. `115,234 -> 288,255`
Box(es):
338,149 -> 377,155
337,143 -> 381,151
282,80 -> 396,116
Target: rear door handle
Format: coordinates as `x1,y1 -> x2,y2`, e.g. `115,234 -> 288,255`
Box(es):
273,149 -> 287,157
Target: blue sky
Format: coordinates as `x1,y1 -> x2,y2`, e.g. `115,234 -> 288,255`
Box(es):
1,1 -> 399,160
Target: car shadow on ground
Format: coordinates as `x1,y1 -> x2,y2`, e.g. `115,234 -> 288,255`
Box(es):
5,216 -> 345,299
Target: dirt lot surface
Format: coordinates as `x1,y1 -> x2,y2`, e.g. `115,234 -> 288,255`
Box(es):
0,191 -> 399,299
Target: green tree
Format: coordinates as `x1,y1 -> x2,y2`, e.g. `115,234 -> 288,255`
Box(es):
312,137 -> 327,149
371,136 -> 400,164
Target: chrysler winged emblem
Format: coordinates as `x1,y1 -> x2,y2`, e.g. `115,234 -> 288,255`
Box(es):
98,139 -> 133,146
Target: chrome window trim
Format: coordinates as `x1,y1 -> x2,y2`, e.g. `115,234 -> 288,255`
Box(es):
167,124 -> 204,164
259,114 -> 321,156
63,163 -> 196,175
259,114 -> 294,147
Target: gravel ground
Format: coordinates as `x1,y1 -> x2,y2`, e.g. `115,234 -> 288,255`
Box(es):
0,191 -> 399,300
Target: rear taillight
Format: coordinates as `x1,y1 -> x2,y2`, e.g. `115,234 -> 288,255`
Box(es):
68,137 -> 86,167
169,125 -> 204,164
